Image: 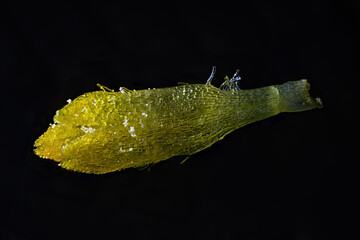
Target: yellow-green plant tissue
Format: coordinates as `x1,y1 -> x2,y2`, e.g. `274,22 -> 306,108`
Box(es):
34,67 -> 322,174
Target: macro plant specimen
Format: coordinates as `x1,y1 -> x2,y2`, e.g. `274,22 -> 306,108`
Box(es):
34,67 -> 322,174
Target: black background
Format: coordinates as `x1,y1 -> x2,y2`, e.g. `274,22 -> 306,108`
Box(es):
1,1 -> 358,239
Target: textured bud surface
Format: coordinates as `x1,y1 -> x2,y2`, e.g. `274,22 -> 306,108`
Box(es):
34,78 -> 321,174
